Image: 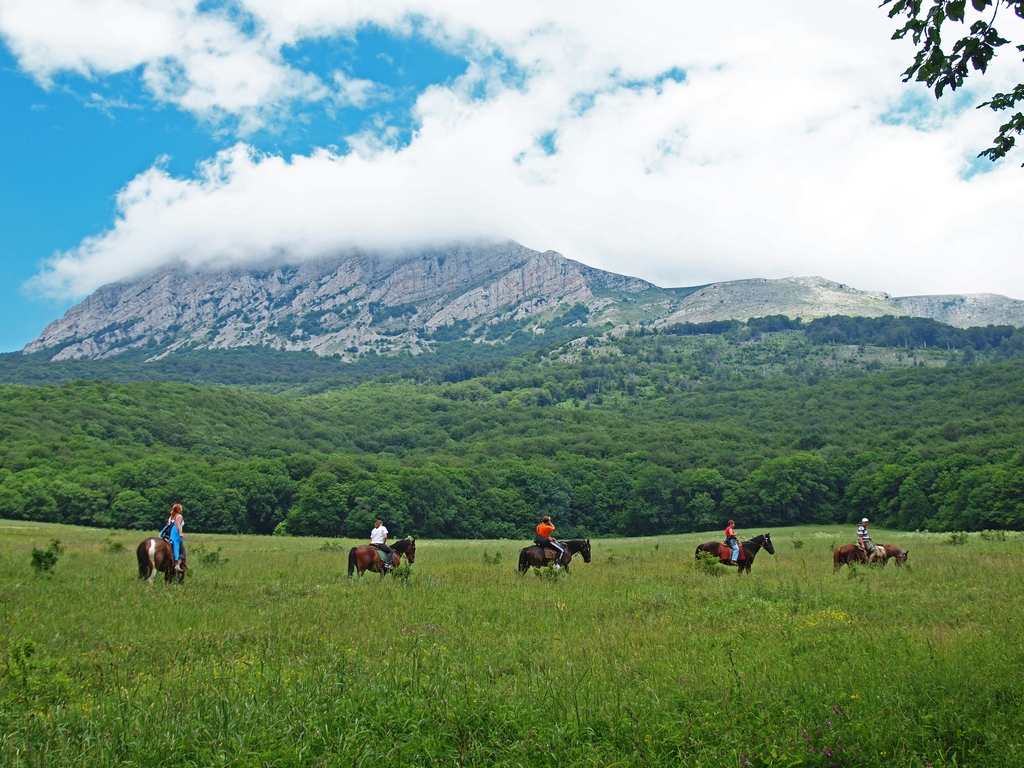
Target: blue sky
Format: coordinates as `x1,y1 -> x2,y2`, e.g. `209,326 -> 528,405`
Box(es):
1,1 -> 1021,354
0,19 -> 469,351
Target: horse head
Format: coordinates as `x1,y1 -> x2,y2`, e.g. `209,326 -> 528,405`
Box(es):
580,539 -> 592,563
400,539 -> 416,564
760,533 -> 775,555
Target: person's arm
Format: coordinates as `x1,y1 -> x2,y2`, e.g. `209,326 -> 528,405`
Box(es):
175,516 -> 184,538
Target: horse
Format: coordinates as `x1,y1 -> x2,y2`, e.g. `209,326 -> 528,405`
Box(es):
877,543 -> 908,566
694,532 -> 775,574
833,543 -> 886,571
347,539 -> 416,577
518,539 -> 592,574
136,537 -> 185,584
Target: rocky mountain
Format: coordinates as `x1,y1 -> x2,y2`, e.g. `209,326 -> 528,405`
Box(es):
25,243 -> 656,361
24,243 -> 1024,361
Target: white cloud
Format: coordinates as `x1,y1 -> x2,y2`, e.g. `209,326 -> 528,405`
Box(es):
5,0 -> 1024,300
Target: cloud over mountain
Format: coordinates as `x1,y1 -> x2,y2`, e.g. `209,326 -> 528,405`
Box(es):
5,1 -> 1023,301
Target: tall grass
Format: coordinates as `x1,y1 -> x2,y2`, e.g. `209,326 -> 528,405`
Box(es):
1,522 -> 1022,767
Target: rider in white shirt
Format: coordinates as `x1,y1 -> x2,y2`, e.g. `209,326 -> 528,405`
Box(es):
370,520 -> 394,569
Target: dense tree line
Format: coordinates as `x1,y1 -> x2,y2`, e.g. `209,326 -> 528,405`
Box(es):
1,340 -> 1023,536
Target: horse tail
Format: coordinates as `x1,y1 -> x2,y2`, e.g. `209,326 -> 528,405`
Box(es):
518,547 -> 530,573
833,547 -> 841,572
347,547 -> 357,577
136,539 -> 150,580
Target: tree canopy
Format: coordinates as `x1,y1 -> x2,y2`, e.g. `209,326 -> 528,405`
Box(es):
884,0 -> 1024,164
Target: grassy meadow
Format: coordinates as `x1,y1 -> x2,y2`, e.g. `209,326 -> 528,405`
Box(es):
1,521 -> 1022,767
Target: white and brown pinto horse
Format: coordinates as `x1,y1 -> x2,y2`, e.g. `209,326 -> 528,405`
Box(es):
136,537 -> 185,583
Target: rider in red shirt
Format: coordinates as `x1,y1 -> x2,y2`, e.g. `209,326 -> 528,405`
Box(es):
725,520 -> 740,563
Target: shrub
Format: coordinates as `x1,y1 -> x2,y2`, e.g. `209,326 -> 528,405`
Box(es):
100,537 -> 125,554
694,550 -> 728,577
792,539 -> 805,549
199,546 -> 226,566
947,531 -> 969,546
391,562 -> 414,585
29,540 -> 63,575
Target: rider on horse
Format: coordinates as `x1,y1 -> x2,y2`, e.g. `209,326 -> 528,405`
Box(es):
370,520 -> 394,570
857,518 -> 878,563
725,519 -> 741,563
535,516 -> 566,564
159,504 -> 187,573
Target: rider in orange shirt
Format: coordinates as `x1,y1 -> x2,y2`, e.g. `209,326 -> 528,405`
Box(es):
534,516 -> 566,563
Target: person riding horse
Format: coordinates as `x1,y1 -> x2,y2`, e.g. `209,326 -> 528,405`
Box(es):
534,516 -> 566,566
370,519 -> 394,570
159,503 -> 187,573
857,517 -> 879,563
725,519 -> 740,563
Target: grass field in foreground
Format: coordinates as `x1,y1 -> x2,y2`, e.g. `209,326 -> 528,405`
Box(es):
1,522 -> 1023,767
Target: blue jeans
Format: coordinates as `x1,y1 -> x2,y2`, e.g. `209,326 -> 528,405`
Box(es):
727,537 -> 739,561
171,538 -> 185,561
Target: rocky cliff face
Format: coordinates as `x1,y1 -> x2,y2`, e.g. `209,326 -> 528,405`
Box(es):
24,245 -> 1024,361
25,243 -> 655,361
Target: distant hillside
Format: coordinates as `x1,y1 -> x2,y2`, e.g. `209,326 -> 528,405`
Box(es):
660,276 -> 1024,328
22,243 -> 1024,362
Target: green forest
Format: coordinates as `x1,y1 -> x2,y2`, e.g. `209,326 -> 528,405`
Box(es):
1,314 -> 1022,539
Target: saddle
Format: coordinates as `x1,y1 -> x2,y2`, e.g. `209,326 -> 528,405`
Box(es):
541,547 -> 563,562
718,542 -> 744,563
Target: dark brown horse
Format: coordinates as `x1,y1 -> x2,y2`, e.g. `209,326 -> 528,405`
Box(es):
136,537 -> 185,584
518,539 -> 592,574
877,543 -> 908,566
833,543 -> 887,571
695,533 -> 774,574
347,539 -> 416,577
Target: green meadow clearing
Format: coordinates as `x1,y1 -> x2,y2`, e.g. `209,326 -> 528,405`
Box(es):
1,522 -> 1022,767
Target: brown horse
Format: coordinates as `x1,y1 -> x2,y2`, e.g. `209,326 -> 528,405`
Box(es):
518,539 -> 592,574
136,537 -> 185,584
695,533 -> 774,574
877,544 -> 909,566
833,543 -> 886,571
347,539 -> 416,577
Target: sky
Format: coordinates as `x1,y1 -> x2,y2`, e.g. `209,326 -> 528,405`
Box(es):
1,1 -> 1022,353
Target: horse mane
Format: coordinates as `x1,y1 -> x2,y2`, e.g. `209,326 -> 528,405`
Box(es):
392,539 -> 415,554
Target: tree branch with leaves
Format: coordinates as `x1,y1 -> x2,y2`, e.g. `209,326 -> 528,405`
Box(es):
883,0 -> 1024,164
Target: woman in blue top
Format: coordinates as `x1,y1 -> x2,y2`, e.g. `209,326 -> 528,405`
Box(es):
167,504 -> 186,572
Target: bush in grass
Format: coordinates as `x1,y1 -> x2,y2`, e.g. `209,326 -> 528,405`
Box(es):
391,562 -> 414,585
947,531 -> 969,546
198,548 -> 225,565
29,539 -> 63,575
694,550 -> 729,576
100,537 -> 125,554
792,539 -> 805,549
